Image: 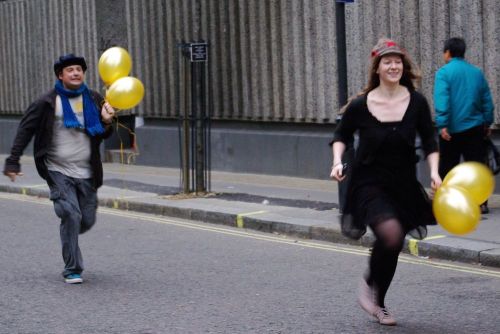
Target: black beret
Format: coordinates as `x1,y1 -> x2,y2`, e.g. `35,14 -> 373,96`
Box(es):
54,54 -> 87,76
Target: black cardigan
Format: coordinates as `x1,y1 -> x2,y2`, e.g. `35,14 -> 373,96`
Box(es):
332,90 -> 438,166
3,88 -> 113,189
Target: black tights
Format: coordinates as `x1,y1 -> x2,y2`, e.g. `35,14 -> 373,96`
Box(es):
366,218 -> 405,308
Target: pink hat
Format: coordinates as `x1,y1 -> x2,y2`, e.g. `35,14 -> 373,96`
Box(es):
371,38 -> 405,58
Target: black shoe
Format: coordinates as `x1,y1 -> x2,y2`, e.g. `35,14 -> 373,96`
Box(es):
480,204 -> 489,214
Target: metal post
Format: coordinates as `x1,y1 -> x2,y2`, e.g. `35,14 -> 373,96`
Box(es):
177,41 -> 210,194
335,1 -> 351,212
192,61 -> 203,193
181,43 -> 191,193
335,1 -> 348,107
190,60 -> 196,192
195,62 -> 205,193
202,57 -> 211,192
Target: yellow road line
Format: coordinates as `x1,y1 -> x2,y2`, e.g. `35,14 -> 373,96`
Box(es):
113,195 -> 156,199
27,184 -> 47,188
408,235 -> 447,256
99,207 -> 373,257
425,235 -> 447,240
1,192 -> 499,278
408,239 -> 418,256
16,184 -> 47,195
97,208 -> 500,278
236,210 -> 267,228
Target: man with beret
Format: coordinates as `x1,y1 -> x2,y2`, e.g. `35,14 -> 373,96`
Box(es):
3,54 -> 115,284
434,37 -> 495,213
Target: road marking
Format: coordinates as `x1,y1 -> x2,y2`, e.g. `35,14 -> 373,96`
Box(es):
0,192 -> 50,204
408,239 -> 419,256
99,208 -> 500,278
425,235 -> 447,240
236,210 -> 267,228
408,235 -> 447,256
1,192 -> 499,279
16,184 -> 47,195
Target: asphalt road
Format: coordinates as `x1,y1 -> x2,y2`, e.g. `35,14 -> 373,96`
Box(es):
1,192 -> 499,334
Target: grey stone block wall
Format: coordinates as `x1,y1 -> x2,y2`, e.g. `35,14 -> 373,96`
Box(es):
345,0 -> 498,117
0,0 -> 100,115
0,0 -> 497,123
0,0 -> 498,180
0,119 -> 31,155
124,0 -> 341,122
133,120 -> 335,179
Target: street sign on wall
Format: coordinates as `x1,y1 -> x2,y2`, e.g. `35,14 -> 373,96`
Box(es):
190,43 -> 208,62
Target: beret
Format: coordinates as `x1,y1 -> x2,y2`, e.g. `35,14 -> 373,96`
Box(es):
54,54 -> 87,76
371,38 -> 405,58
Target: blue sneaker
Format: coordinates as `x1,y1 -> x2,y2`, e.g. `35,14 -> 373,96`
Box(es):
64,273 -> 83,284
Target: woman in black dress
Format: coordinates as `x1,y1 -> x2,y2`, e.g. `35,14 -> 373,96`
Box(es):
330,38 -> 442,326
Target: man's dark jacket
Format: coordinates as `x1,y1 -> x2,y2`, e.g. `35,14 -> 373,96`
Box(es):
3,88 -> 113,189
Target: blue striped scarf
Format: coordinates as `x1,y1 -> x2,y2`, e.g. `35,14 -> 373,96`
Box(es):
54,80 -> 104,136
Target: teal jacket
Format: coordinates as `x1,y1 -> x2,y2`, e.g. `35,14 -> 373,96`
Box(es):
433,58 -> 494,134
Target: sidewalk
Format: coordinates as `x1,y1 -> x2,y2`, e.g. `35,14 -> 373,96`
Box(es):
1,155 -> 500,268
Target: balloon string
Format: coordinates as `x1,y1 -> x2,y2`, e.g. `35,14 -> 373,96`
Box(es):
113,114 -> 139,165
100,93 -> 137,197
99,98 -> 139,162
101,97 -> 139,198
108,113 -> 139,199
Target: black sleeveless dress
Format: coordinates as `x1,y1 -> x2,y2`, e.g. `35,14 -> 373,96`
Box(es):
334,92 -> 438,240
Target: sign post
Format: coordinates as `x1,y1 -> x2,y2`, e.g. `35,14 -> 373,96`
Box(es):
177,41 -> 211,194
335,0 -> 354,211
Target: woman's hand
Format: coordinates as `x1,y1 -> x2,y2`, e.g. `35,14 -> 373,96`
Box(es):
330,163 -> 346,182
429,172 -> 442,198
430,172 -> 442,190
331,142 -> 347,181
426,152 -> 441,198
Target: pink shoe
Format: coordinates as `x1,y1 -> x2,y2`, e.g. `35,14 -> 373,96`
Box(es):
357,279 -> 378,316
373,307 -> 397,326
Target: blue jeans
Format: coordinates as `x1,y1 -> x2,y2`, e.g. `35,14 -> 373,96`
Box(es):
47,171 -> 98,277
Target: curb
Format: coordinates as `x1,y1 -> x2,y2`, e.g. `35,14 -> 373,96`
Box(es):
1,184 -> 499,268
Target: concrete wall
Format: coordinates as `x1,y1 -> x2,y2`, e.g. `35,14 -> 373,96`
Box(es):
0,118 -> 31,156
123,0 -> 499,123
0,0 -> 100,115
0,0 -> 498,180
345,0 -> 498,113
2,0 -> 497,122
123,0 -> 341,122
133,120 -> 335,178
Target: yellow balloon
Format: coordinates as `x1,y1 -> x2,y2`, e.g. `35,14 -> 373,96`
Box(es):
442,162 -> 495,205
432,185 -> 480,235
98,47 -> 132,86
106,77 -> 145,110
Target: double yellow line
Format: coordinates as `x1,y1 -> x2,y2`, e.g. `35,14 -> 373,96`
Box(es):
1,192 -> 500,279
101,207 -> 500,278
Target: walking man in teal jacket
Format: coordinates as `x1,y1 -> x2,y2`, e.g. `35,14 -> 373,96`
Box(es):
434,37 -> 495,213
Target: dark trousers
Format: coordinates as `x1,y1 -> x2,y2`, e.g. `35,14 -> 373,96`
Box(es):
47,171 -> 98,277
438,125 -> 486,179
